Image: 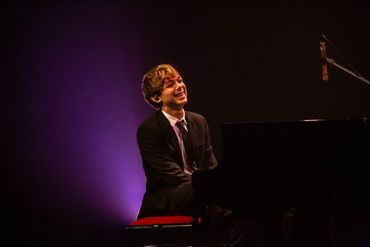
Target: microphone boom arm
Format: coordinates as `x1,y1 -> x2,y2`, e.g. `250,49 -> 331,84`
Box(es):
326,57 -> 370,85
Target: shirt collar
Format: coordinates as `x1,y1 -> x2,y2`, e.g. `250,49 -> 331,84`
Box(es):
162,109 -> 187,127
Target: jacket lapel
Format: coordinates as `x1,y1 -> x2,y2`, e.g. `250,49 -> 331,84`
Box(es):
156,110 -> 184,169
185,112 -> 197,170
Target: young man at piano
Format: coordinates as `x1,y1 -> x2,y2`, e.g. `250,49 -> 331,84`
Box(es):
136,64 -> 257,246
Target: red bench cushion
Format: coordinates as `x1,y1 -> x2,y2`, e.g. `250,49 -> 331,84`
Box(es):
129,216 -> 201,226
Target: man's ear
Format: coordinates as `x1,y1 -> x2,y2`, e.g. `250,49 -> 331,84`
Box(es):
150,95 -> 161,103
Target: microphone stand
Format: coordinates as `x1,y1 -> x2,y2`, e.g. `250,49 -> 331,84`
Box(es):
326,57 -> 370,85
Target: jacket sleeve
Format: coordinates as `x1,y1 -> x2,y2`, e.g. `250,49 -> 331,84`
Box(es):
137,123 -> 191,187
202,117 -> 218,170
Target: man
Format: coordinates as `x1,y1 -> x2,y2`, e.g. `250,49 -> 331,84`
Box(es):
136,64 -> 258,246
137,63 -> 218,219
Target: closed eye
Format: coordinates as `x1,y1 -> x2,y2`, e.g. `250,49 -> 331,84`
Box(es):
164,77 -> 183,88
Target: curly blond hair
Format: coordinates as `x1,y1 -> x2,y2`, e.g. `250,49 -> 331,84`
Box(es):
142,64 -> 180,109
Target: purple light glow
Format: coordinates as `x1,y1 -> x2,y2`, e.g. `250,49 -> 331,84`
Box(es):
19,3 -> 150,227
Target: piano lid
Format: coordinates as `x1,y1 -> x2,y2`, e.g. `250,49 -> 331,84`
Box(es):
218,117 -> 370,214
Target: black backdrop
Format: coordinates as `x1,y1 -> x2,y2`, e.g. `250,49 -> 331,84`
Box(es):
136,0 -> 370,158
4,1 -> 370,246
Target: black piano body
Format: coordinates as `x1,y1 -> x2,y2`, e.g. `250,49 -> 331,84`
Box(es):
215,118 -> 370,216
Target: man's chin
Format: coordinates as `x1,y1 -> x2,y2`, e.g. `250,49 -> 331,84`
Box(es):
174,101 -> 187,110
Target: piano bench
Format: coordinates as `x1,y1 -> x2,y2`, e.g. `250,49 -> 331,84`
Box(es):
125,215 -> 202,246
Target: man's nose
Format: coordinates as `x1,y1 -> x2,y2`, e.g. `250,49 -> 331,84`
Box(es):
175,81 -> 184,89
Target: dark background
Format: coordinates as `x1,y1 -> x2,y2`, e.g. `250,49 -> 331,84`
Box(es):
139,0 -> 370,158
4,0 -> 370,246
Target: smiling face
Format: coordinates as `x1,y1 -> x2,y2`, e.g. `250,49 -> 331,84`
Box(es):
142,64 -> 189,112
156,72 -> 188,112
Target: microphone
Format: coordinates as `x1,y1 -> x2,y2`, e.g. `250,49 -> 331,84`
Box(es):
320,40 -> 329,81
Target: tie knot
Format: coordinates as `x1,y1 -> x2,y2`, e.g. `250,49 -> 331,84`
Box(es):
176,120 -> 187,133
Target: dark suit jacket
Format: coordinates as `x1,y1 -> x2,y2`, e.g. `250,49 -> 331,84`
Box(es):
136,110 -> 218,218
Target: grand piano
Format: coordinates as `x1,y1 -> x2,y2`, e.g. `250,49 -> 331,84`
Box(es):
213,118 -> 370,216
